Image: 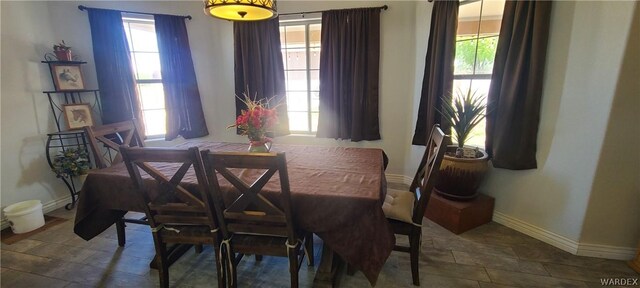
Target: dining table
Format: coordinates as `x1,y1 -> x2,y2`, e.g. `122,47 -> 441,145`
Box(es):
73,141 -> 395,285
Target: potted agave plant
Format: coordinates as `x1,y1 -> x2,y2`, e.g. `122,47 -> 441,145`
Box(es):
435,89 -> 489,200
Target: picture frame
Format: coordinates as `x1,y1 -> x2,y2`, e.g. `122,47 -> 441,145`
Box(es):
62,103 -> 94,130
51,64 -> 85,91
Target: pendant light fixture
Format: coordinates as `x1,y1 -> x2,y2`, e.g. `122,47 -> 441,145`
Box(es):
204,0 -> 277,21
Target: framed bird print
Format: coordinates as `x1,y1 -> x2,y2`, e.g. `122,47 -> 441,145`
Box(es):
51,64 -> 85,91
62,103 -> 94,130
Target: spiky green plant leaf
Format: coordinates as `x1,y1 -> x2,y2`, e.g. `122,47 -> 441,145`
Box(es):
436,88 -> 488,148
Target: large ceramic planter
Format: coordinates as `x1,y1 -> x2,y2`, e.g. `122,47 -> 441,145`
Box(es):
435,145 -> 489,201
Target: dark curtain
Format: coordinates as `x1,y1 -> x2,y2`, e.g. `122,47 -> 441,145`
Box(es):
411,0 -> 459,145
155,15 -> 209,140
486,1 -> 552,169
87,8 -> 142,127
234,17 -> 289,136
316,8 -> 381,142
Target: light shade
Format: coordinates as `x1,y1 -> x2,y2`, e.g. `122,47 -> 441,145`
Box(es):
204,0 -> 277,21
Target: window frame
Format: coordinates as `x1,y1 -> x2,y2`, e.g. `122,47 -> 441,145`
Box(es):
452,0 -> 503,148
122,15 -> 166,138
279,19 -> 321,134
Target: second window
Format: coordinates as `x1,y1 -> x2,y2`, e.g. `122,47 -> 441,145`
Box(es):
280,21 -> 321,134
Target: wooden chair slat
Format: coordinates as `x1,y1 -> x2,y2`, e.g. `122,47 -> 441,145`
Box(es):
210,153 -> 279,170
95,135 -> 120,151
223,210 -> 287,224
216,167 -> 250,192
217,167 -> 284,216
149,203 -> 205,213
123,147 -> 197,162
153,215 -> 211,226
226,192 -> 284,217
173,186 -> 206,208
135,162 -> 205,208
227,223 -> 288,237
170,162 -> 192,187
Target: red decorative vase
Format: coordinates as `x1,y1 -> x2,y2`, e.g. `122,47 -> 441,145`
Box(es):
54,50 -> 72,61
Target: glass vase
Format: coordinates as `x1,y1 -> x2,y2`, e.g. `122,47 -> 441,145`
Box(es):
248,141 -> 271,153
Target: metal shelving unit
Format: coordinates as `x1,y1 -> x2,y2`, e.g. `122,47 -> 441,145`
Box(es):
42,59 -> 102,209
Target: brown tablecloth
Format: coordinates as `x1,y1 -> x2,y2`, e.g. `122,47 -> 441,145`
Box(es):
74,142 -> 394,284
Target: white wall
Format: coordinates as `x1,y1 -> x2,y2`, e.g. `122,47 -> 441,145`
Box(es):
580,2 -> 640,251
404,0 -> 433,179
1,1 -> 70,208
481,1 -> 637,252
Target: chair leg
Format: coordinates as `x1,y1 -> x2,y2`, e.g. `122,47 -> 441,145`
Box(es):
116,218 -> 126,247
288,246 -> 299,288
213,245 -> 225,288
152,234 -> 169,288
223,248 -> 237,288
305,233 -> 314,266
194,244 -> 203,254
409,230 -> 421,286
232,253 -> 239,288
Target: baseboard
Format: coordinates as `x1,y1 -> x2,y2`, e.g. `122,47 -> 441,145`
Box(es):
385,173 -> 412,186
493,211 -> 636,260
576,243 -> 636,260
492,211 -> 580,254
0,195 -> 72,230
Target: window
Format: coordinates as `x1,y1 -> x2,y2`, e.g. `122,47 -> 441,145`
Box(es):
279,21 -> 321,134
453,0 -> 505,147
123,15 -> 166,137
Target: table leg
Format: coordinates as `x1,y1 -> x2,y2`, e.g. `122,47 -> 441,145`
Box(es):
313,242 -> 344,287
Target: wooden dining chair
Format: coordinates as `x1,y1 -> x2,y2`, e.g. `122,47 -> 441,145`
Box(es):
84,119 -> 145,169
201,151 -> 314,288
120,146 -> 225,288
382,125 -> 448,286
83,119 -> 146,247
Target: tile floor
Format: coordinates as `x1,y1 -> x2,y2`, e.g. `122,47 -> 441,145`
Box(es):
1,204 -> 637,287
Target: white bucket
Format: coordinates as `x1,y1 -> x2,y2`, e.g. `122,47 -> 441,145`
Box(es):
3,200 -> 45,234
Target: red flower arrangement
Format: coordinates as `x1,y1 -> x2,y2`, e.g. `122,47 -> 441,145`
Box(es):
228,93 -> 279,146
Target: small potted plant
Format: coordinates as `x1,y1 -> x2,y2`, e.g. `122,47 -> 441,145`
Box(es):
227,93 -> 279,153
53,40 -> 72,61
435,89 -> 490,200
51,148 -> 90,179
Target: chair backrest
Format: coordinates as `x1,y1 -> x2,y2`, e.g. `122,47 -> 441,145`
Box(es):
120,146 -> 218,232
201,151 -> 296,243
409,125 -> 448,225
85,119 -> 144,169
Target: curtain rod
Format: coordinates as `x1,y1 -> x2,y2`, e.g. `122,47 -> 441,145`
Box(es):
278,5 -> 388,16
77,5 -> 192,20
428,0 -> 479,4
